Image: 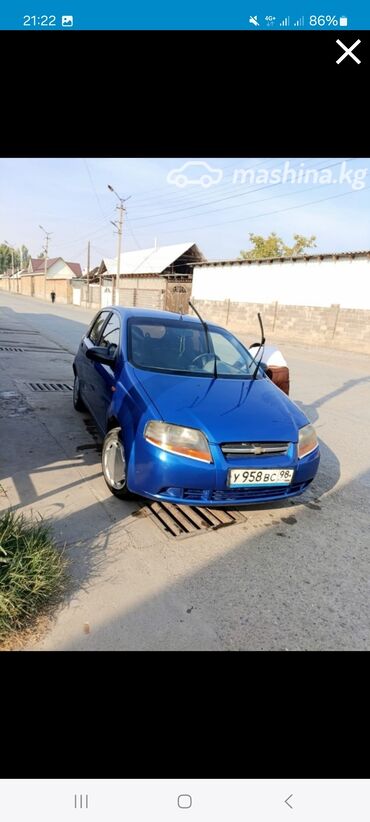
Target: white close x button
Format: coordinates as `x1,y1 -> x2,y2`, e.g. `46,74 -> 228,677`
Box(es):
336,38 -> 361,64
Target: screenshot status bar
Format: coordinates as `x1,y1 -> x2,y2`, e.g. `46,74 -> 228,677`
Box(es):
2,0 -> 370,28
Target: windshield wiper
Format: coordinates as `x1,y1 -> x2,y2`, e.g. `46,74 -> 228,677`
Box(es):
188,300 -> 217,379
249,312 -> 266,381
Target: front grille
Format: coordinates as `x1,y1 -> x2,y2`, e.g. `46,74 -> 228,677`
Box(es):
180,481 -> 310,503
182,488 -> 208,500
209,482 -> 309,502
221,441 -> 289,456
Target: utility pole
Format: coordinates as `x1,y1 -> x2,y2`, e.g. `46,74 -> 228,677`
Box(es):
39,225 -> 52,300
108,185 -> 131,305
86,240 -> 91,306
116,203 -> 123,305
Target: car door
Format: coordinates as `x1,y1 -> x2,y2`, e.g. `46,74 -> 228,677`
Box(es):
78,310 -> 111,413
88,311 -> 121,434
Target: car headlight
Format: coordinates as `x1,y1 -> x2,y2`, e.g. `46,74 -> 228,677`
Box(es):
298,423 -> 319,458
144,421 -> 213,463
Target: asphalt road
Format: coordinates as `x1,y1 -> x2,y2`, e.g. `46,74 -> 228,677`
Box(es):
1,290 -> 369,650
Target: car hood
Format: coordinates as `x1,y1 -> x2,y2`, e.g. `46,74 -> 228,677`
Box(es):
133,369 -> 308,443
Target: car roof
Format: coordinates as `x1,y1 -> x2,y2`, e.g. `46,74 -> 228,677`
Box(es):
104,306 -> 213,325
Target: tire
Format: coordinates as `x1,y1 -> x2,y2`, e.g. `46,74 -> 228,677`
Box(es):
102,427 -> 131,499
73,373 -> 85,411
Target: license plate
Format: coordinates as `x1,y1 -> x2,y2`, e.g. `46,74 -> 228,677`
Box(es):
228,468 -> 294,487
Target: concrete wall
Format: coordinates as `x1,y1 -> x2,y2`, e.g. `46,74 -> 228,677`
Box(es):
118,286 -> 164,310
9,278 -> 20,293
33,275 -> 46,299
192,256 -> 370,309
189,299 -> 370,354
19,275 -> 34,296
45,278 -> 72,304
0,275 -> 72,304
119,276 -> 167,291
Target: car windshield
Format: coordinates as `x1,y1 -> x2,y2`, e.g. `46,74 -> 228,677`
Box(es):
127,318 -> 261,378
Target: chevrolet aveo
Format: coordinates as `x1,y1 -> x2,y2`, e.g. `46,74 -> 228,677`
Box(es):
72,307 -> 320,505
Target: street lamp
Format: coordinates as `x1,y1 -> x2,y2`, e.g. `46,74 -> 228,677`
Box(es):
107,185 -> 131,305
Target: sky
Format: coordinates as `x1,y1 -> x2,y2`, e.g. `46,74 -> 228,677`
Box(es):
1,157 -> 370,269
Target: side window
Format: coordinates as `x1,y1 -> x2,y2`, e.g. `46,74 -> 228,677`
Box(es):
88,311 -> 110,344
100,314 -> 120,353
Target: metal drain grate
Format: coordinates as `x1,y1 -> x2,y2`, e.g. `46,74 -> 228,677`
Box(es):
25,382 -> 73,392
0,329 -> 40,334
142,500 -> 248,538
0,345 -> 61,352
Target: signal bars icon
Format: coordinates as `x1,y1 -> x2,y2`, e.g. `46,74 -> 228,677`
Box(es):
279,15 -> 290,25
293,15 -> 304,25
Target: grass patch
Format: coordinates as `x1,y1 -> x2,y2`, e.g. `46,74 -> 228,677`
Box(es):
0,510 -> 67,643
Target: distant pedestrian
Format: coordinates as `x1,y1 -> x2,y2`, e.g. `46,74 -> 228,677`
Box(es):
50,291 -> 56,304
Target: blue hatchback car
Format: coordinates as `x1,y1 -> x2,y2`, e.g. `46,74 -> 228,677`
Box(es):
73,307 -> 320,505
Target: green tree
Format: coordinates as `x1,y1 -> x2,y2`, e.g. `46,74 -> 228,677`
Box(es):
240,232 -> 316,260
18,245 -> 30,270
0,243 -> 31,274
0,244 -> 13,275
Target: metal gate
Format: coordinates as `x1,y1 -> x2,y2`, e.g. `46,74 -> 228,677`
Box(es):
165,283 -> 192,314
73,286 -> 81,306
101,285 -> 113,307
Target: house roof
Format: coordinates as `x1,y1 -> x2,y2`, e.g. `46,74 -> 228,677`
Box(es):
193,250 -> 370,268
30,257 -> 59,272
67,262 -> 83,277
100,242 -> 204,277
29,257 -> 82,276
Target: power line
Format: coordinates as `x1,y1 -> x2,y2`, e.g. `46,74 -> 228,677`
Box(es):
125,158 -> 281,214
83,159 -> 110,220
125,215 -> 142,249
126,159 -> 355,231
127,158 -> 354,225
144,182 -> 370,236
125,157 -> 271,207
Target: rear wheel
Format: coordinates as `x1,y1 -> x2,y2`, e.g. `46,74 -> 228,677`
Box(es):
73,373 -> 85,411
102,427 -> 131,499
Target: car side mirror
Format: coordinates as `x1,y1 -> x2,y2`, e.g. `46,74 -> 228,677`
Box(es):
86,345 -> 116,366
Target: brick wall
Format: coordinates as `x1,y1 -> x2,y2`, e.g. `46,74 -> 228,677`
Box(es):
45,278 -> 72,304
0,275 -> 72,304
190,299 -> 370,354
33,275 -> 45,299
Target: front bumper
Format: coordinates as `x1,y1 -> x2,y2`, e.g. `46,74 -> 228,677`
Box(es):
127,437 -> 320,507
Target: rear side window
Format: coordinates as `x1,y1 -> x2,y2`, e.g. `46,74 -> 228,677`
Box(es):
88,311 -> 110,344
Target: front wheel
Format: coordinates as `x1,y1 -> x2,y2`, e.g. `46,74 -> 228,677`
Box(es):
102,427 -> 131,499
73,373 -> 85,411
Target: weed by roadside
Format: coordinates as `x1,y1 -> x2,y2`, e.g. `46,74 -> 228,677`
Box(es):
0,510 -> 67,645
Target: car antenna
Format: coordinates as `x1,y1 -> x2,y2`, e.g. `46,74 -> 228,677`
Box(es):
250,312 -> 266,380
188,300 -> 217,378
